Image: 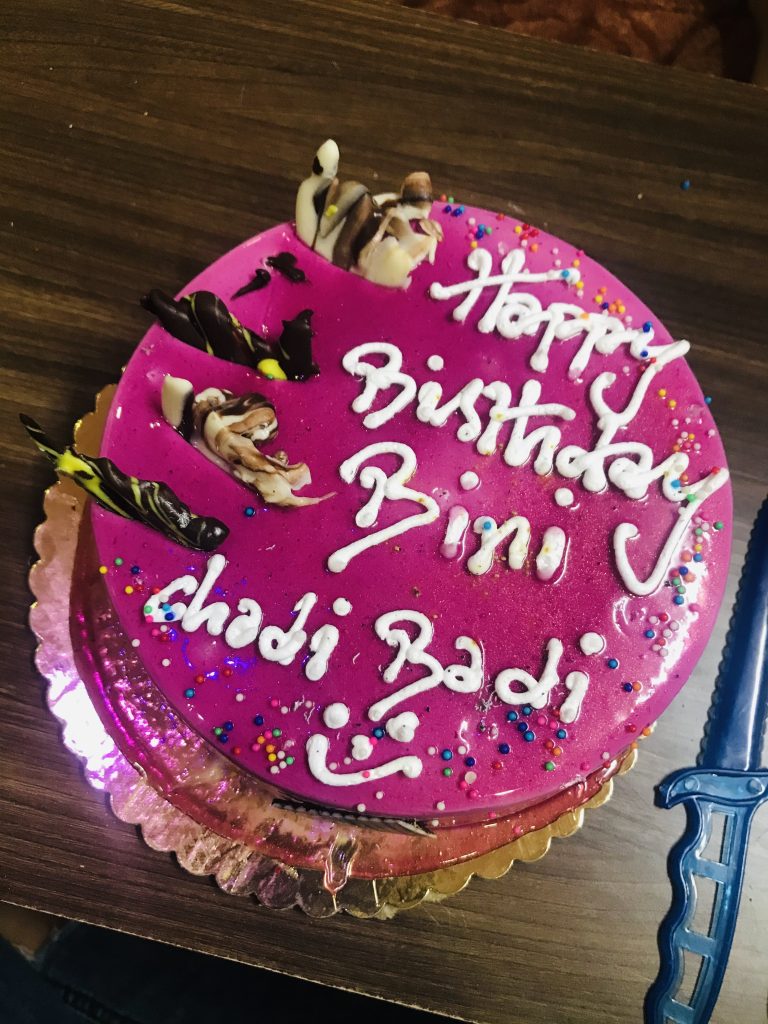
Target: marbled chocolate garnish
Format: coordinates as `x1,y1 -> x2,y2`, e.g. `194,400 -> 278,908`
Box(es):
295,140 -> 444,288
21,414 -> 229,550
161,378 -> 331,508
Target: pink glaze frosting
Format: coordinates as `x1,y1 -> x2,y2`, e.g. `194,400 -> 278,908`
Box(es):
91,206 -> 732,823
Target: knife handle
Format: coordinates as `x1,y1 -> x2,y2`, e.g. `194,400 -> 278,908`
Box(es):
645,767 -> 768,1024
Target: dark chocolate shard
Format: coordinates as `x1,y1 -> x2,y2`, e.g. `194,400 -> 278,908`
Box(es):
143,286 -> 319,381
21,414 -> 229,551
142,289 -> 272,367
266,251 -> 307,283
140,289 -> 203,350
188,291 -> 272,366
232,268 -> 271,299
276,310 -> 319,381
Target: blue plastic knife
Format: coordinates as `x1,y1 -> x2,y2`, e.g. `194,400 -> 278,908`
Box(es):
645,496 -> 768,1024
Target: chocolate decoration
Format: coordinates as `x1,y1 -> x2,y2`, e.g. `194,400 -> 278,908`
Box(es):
232,268 -> 271,299
161,377 -> 198,442
140,290 -> 203,350
350,210 -> 384,266
21,415 -> 229,551
200,390 -> 276,428
160,380 -> 331,508
312,182 -> 331,219
333,191 -> 377,271
179,387 -> 196,443
276,310 -> 319,381
400,171 -> 433,205
266,252 -> 307,283
144,287 -> 319,380
188,292 -> 272,366
320,181 -> 369,237
295,141 -> 444,289
143,290 -> 273,367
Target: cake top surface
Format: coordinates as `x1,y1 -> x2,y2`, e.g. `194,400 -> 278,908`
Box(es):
91,197 -> 731,824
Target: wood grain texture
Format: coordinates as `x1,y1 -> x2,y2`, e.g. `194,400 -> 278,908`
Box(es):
1,2 -> 767,1022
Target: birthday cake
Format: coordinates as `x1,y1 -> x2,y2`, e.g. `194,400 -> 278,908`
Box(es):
28,141 -> 732,833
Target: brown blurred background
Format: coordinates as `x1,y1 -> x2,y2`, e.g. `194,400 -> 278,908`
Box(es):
404,0 -> 767,82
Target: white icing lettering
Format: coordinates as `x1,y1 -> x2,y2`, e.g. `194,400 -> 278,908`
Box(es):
477,379 -> 575,474
368,610 -> 443,720
258,592 -> 317,665
443,636 -> 484,694
368,611 -> 484,721
494,638 -> 563,709
143,574 -> 198,623
340,339 -> 693,511
440,505 -> 469,559
430,249 -> 660,378
147,560 -> 343,673
613,468 -> 729,596
223,598 -> 263,649
560,671 -> 589,723
535,526 -> 567,581
416,377 -> 485,442
556,340 -> 691,495
180,553 -> 229,636
341,342 -> 417,428
468,515 -> 531,575
328,442 -> 440,573
305,624 -> 340,680
306,734 -> 422,787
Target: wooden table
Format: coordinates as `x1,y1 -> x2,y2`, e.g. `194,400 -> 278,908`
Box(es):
2,2 -> 767,1021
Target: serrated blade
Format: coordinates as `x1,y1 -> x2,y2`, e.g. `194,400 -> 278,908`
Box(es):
698,497 -> 768,771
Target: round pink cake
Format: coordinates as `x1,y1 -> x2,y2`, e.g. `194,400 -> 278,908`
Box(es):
89,200 -> 732,826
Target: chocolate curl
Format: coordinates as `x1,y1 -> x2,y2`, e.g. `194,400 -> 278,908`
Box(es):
276,310 -> 319,381
21,414 -> 229,552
